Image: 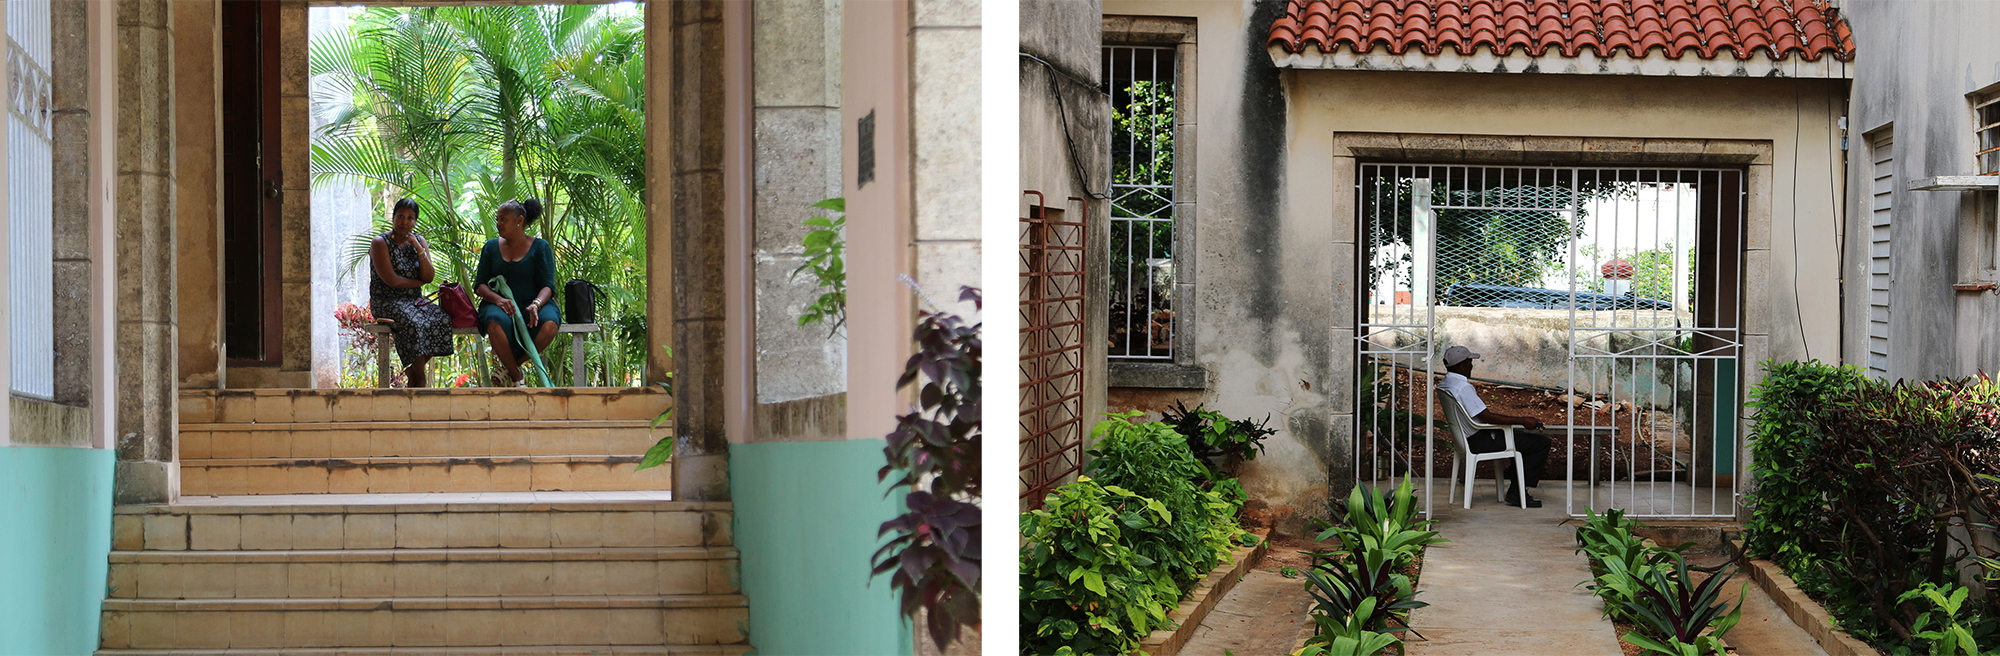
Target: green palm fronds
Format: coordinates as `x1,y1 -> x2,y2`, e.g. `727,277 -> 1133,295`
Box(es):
313,4 -> 651,386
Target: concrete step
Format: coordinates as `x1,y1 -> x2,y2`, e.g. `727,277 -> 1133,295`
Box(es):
180,389 -> 670,425
98,595 -> 748,649
113,498 -> 730,552
178,421 -> 663,460
99,647 -> 753,656
103,496 -> 746,652
179,454 -> 671,496
108,547 -> 739,599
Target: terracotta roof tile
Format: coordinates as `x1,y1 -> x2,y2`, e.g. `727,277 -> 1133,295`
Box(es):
1271,0 -> 1857,62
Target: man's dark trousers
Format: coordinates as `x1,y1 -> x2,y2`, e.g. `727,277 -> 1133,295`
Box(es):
1467,429 -> 1551,488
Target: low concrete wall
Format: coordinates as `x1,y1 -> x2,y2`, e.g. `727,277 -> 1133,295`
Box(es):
1366,306 -> 1700,408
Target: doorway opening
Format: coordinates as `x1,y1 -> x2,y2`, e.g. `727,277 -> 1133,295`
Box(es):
1353,164 -> 1745,518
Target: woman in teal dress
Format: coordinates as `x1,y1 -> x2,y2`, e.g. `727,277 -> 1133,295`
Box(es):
473,198 -> 560,385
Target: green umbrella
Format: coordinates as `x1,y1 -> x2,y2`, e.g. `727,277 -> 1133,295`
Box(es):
486,275 -> 554,387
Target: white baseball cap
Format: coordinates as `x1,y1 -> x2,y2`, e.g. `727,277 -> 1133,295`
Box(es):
1442,345 -> 1481,366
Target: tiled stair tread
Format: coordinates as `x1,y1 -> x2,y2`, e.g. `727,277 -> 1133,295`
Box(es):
112,546 -> 738,563
103,594 -> 748,612
182,420 -> 655,431
99,647 -> 754,655
183,455 -> 649,467
120,492 -> 707,512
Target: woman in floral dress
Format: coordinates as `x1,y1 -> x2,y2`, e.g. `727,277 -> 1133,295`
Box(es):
369,198 -> 455,387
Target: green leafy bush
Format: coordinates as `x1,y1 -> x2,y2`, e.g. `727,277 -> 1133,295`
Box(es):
1084,411 -> 1235,585
1021,413 -> 1256,655
1020,478 -> 1180,656
1744,361 -> 2000,651
1609,558 -> 1744,656
1573,508 -> 1742,656
1161,401 -> 1277,478
1899,582 -> 1980,656
1294,478 -> 1442,656
1316,477 -> 1446,572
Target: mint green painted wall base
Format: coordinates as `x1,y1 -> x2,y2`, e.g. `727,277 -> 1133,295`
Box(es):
731,439 -> 912,655
0,445 -> 114,656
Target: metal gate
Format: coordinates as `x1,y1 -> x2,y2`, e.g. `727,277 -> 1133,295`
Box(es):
1019,192 -> 1088,510
1355,164 -> 1744,518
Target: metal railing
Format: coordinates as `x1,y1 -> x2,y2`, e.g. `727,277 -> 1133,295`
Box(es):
1019,192 -> 1088,510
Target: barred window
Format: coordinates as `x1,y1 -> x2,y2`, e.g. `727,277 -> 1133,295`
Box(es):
1976,91 -> 1998,175
1104,44 -> 1177,361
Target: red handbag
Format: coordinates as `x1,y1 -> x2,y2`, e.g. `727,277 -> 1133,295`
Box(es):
435,282 -> 478,328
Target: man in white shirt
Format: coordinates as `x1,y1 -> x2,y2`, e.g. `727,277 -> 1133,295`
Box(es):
1438,345 -> 1552,508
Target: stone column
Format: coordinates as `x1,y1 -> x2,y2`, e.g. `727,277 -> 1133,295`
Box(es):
644,0 -> 675,389
670,0 -> 731,501
52,0 -> 95,405
749,0 -> 846,412
114,0 -> 179,505
174,0 -> 223,390
908,0 -> 982,320
279,0 -> 313,383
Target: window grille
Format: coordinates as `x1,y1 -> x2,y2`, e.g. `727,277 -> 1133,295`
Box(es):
9,0 -> 54,399
1104,45 -> 1175,361
1977,94 -> 1998,176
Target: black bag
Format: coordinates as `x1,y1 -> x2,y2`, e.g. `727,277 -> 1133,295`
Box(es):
564,279 -> 601,324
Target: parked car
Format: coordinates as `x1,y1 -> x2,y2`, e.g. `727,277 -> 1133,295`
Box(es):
1444,283 -> 1674,311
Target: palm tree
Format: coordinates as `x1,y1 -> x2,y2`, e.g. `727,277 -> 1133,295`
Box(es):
311,4 -> 650,386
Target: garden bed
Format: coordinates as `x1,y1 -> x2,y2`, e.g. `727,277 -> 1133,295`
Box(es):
1135,527 -> 1272,656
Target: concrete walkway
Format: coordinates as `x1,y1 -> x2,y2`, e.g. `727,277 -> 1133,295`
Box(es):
1175,568 -> 1317,656
1404,484 -> 1625,655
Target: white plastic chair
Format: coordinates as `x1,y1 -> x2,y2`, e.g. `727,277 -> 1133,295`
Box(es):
1438,390 -> 1529,509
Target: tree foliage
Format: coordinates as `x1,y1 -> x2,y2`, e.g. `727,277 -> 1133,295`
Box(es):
311,4 -> 650,385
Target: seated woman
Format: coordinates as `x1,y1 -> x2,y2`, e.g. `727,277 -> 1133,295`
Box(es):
474,198 -> 560,385
368,197 -> 455,387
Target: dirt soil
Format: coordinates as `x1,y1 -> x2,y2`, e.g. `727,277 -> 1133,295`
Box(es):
1360,368 -> 1702,484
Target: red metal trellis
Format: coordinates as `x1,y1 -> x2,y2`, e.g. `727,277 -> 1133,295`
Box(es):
1020,191 -> 1088,510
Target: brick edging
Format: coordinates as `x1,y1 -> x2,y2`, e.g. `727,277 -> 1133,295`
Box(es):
1737,557 -> 1881,656
1134,527 -> 1273,656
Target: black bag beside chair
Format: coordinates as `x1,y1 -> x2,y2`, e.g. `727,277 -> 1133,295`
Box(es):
564,279 -> 601,324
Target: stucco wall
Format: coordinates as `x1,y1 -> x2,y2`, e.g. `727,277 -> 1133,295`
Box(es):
1842,1 -> 2000,382
1106,0 -> 1844,529
1019,0 -> 1108,496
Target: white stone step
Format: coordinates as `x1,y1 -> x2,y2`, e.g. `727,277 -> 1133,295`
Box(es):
178,421 -> 662,461
113,497 -> 729,552
178,454 -> 671,496
98,596 -> 748,649
108,547 -> 738,599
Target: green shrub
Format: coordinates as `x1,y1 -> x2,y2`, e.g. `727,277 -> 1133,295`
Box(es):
1020,478 -> 1180,656
1573,509 -> 1742,656
1161,401 -> 1276,478
1316,477 -> 1445,572
1021,413 -> 1256,655
1083,411 -> 1235,585
1744,361 -> 2000,651
1295,478 -> 1442,656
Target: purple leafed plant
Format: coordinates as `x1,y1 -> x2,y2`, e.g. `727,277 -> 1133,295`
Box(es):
873,285 -> 982,650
